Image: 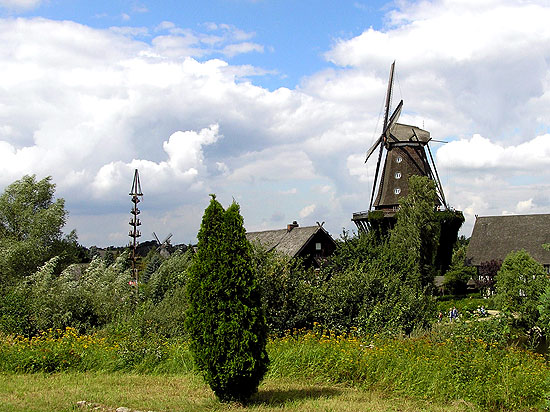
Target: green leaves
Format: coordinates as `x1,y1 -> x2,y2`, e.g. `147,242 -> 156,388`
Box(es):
186,197 -> 268,402
0,175 -> 76,285
390,175 -> 440,287
495,250 -> 549,329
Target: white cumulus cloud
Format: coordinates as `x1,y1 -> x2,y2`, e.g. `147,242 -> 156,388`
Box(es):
4,1 -> 550,245
299,204 -> 316,219
0,0 -> 42,11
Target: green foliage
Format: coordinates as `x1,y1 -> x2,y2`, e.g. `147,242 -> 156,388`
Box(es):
434,210 -> 465,274
268,326 -> 548,410
2,322 -> 548,411
284,175 -> 439,336
254,249 -> 323,335
495,250 -> 549,329
147,249 -> 191,303
442,245 -> 476,295
112,286 -> 189,339
320,258 -> 434,335
0,234 -> 193,338
360,176 -> 440,333
7,252 -> 134,335
0,328 -> 187,374
431,315 -> 510,344
436,296 -> 495,320
0,175 -> 79,286
141,249 -> 162,283
390,175 -> 440,287
537,285 -> 550,334
186,196 -> 268,402
0,286 -> 34,336
329,229 -> 381,271
319,263 -> 374,333
442,266 -> 474,295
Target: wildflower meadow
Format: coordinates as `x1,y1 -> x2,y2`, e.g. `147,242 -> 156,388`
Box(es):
1,323 -> 548,411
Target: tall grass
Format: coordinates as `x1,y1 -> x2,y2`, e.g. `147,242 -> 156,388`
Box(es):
1,324 -> 548,410
0,327 -> 193,374
267,324 -> 549,411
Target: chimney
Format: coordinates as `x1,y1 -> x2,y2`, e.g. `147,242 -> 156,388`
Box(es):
287,220 -> 299,232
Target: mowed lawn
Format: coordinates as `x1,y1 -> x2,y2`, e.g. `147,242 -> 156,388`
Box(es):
0,372 -> 478,412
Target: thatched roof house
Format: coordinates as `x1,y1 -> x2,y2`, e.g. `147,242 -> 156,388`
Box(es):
466,214 -> 550,271
246,221 -> 336,268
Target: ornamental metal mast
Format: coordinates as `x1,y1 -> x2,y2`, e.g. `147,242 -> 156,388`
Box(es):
129,169 -> 143,300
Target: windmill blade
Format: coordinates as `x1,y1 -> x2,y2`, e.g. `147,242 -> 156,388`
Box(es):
383,99 -> 403,144
382,61 -> 396,131
153,232 -> 161,245
367,63 -> 400,162
365,136 -> 383,163
162,233 -> 173,245
369,141 -> 385,210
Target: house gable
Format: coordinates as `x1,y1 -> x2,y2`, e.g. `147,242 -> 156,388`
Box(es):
246,224 -> 336,266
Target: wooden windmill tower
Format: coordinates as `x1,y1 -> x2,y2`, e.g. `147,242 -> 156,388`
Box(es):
352,62 -> 463,274
352,62 -> 448,231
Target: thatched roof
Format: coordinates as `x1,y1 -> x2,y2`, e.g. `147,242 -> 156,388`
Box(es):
246,225 -> 332,258
466,214 -> 550,266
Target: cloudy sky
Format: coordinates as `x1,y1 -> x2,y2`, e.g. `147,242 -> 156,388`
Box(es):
0,0 -> 549,247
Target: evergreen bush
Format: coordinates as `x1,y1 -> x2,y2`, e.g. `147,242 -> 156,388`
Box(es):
186,195 -> 268,402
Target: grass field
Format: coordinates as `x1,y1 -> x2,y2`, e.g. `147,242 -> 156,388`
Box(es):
1,324 -> 548,411
0,372 -> 481,412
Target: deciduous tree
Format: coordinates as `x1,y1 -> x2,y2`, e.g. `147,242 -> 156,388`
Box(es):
0,175 -> 78,285
495,250 -> 548,328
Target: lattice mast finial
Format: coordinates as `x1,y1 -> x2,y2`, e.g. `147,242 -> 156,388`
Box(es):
129,169 -> 143,299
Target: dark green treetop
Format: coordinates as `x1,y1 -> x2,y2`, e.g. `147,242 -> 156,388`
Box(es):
186,196 -> 268,402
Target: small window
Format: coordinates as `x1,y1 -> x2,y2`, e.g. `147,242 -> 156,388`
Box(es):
395,172 -> 401,179
315,242 -> 322,251
394,188 -> 401,195
396,156 -> 403,163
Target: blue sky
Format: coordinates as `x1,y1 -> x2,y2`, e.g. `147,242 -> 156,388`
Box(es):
0,0 -> 549,247
10,0 -> 390,89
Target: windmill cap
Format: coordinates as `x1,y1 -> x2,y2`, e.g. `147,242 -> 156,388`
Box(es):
390,123 -> 431,144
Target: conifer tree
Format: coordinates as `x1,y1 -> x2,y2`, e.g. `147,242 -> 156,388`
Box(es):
186,195 -> 268,402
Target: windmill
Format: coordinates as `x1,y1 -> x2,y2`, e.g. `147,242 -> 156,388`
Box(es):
352,62 -> 448,231
153,232 -> 173,258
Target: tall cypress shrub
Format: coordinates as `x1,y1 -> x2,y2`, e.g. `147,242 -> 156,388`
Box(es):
186,195 -> 268,402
